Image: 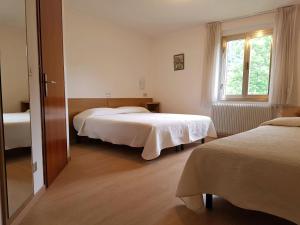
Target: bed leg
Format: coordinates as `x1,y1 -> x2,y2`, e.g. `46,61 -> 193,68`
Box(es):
205,194 -> 213,210
201,138 -> 205,144
76,136 -> 81,144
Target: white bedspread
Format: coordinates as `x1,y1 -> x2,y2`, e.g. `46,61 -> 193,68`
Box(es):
176,117 -> 300,224
74,112 -> 217,160
3,112 -> 31,150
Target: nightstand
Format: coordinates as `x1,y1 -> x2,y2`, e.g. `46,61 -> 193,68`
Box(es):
21,101 -> 30,112
145,102 -> 160,113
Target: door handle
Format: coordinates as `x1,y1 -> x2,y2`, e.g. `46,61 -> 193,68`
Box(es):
45,80 -> 56,84
43,73 -> 56,97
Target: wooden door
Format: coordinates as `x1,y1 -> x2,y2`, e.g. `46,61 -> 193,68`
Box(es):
37,0 -> 68,186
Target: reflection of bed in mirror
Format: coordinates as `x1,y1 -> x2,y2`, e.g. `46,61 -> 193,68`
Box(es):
3,111 -> 31,151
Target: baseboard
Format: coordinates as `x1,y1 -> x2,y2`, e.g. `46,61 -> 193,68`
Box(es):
10,186 -> 46,225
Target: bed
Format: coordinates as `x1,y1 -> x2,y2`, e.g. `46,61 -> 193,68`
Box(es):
3,112 -> 31,150
73,106 -> 217,160
176,116 -> 300,224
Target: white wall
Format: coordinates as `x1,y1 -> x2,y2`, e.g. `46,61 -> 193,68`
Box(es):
63,3 -> 300,117
151,26 -> 207,114
151,12 -> 300,114
0,25 -> 29,113
63,3 -> 153,99
222,13 -> 274,35
26,0 -> 44,194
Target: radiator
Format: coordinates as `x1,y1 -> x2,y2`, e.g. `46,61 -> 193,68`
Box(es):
212,103 -> 273,136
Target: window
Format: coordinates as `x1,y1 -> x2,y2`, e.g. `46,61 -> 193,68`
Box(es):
220,29 -> 273,101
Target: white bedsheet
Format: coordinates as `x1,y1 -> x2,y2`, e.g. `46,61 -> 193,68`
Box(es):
74,112 -> 217,160
3,112 -> 31,150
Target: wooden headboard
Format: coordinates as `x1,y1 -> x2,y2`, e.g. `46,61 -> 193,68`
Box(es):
68,98 -> 153,143
276,106 -> 300,117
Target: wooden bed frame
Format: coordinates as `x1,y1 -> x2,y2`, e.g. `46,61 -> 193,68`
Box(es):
276,105 -> 300,117
68,98 -> 153,144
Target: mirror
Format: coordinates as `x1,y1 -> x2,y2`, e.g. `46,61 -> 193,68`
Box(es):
0,0 -> 33,218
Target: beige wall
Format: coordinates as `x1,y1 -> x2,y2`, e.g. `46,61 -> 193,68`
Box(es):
63,4 -> 300,115
63,4 -> 154,99
151,26 -> 207,114
222,13 -> 274,35
151,12 -> 300,114
0,25 -> 29,113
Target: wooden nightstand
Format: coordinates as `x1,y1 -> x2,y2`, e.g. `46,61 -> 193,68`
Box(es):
145,102 -> 160,113
21,101 -> 30,112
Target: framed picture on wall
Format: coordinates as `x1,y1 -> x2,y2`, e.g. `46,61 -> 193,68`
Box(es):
174,54 -> 184,71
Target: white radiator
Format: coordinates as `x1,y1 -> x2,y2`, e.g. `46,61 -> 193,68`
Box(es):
212,103 -> 273,136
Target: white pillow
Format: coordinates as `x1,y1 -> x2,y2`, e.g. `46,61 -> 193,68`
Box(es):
73,107 -> 150,133
73,108 -> 117,132
116,106 -> 150,114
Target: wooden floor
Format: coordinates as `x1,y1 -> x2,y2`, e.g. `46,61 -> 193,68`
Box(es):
19,142 -> 294,225
6,152 -> 33,216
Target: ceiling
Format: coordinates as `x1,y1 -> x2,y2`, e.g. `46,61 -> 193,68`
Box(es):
0,0 -> 26,28
67,0 -> 300,37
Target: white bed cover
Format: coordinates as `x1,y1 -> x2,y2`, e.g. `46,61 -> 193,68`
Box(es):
3,112 -> 31,150
74,109 -> 217,160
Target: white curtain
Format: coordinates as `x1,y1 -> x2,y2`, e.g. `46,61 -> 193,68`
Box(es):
269,5 -> 299,105
200,22 -> 222,115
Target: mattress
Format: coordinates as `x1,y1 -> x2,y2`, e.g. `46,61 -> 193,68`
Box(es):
176,117 -> 300,224
73,107 -> 217,160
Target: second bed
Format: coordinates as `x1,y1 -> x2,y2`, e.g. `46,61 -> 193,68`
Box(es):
73,107 -> 217,160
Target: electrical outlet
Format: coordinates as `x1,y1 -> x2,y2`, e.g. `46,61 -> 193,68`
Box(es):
143,93 -> 148,97
105,92 -> 111,98
32,162 -> 37,173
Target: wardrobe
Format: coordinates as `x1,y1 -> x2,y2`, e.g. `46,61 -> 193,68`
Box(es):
0,0 -> 68,224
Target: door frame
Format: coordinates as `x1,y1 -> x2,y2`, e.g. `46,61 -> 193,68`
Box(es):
35,0 -> 49,187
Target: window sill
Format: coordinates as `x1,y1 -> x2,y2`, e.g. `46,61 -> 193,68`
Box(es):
219,96 -> 269,103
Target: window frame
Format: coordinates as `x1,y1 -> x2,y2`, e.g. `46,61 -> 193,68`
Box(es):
220,29 -> 273,102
